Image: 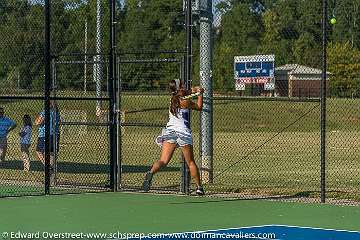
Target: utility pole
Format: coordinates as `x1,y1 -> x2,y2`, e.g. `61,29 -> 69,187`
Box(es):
199,0 -> 213,183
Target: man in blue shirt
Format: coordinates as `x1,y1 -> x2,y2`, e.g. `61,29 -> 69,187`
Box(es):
0,107 -> 17,162
35,101 -> 61,168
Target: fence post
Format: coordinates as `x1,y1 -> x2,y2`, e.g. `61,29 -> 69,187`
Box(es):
117,57 -> 122,190
320,0 -> 328,203
180,0 -> 192,194
44,0 -> 51,195
109,0 -> 117,191
95,0 -> 103,113
199,0 -> 213,184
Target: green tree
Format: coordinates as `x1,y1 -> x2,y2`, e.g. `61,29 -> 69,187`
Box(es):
0,1 -> 44,91
293,32 -> 320,68
331,0 -> 360,49
118,0 -> 184,91
328,42 -> 360,97
213,2 -> 264,92
260,9 -> 293,65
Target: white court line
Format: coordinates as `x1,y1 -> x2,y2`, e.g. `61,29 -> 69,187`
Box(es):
262,224 -> 360,234
109,224 -> 359,240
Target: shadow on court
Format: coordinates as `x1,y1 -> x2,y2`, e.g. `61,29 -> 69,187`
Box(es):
0,160 -> 179,174
168,191 -> 324,204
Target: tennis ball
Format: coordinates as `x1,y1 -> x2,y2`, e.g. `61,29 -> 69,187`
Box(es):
330,18 -> 337,25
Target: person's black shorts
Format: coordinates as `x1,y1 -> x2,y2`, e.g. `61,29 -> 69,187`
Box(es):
36,135 -> 60,153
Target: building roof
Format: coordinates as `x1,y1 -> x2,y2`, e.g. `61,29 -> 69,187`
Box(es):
276,64 -> 323,75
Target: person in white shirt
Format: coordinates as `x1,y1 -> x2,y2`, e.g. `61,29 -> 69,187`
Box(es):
143,79 -> 205,195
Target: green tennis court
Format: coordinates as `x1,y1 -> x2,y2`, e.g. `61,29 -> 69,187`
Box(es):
0,192 -> 359,238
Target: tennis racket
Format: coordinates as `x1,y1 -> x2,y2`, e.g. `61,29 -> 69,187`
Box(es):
181,92 -> 201,100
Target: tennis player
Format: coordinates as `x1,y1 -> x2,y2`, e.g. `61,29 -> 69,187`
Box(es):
143,79 -> 205,195
35,100 -> 61,169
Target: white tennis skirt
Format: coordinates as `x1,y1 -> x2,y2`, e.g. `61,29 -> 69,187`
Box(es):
155,128 -> 193,147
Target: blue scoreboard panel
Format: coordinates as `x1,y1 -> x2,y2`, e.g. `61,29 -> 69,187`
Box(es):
234,55 -> 275,90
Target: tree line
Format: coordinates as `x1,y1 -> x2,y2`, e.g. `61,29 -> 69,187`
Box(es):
0,0 -> 359,96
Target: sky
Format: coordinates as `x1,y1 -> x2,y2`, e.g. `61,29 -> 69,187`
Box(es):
212,0 -> 223,26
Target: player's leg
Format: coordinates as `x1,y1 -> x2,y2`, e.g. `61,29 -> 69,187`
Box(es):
181,144 -> 204,195
49,135 -> 59,185
36,151 -> 45,165
36,137 -> 45,165
49,154 -> 56,186
49,135 -> 57,168
150,142 -> 177,174
143,142 -> 177,191
0,138 -> 7,162
21,144 -> 31,171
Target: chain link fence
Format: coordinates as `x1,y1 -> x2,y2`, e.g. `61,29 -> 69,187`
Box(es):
116,0 -> 188,192
0,0 -> 359,204
50,0 -> 113,194
205,0 -> 360,204
0,0 -> 112,197
0,97 -> 44,197
0,0 -> 45,197
119,54 -> 185,192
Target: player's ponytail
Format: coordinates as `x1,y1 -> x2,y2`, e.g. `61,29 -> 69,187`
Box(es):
169,80 -> 180,117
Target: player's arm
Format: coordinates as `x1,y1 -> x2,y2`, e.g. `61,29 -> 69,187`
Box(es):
191,87 -> 204,111
191,86 -> 202,94
35,114 -> 44,126
8,120 -> 17,132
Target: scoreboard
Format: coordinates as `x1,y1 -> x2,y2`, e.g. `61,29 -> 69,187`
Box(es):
234,55 -> 275,91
